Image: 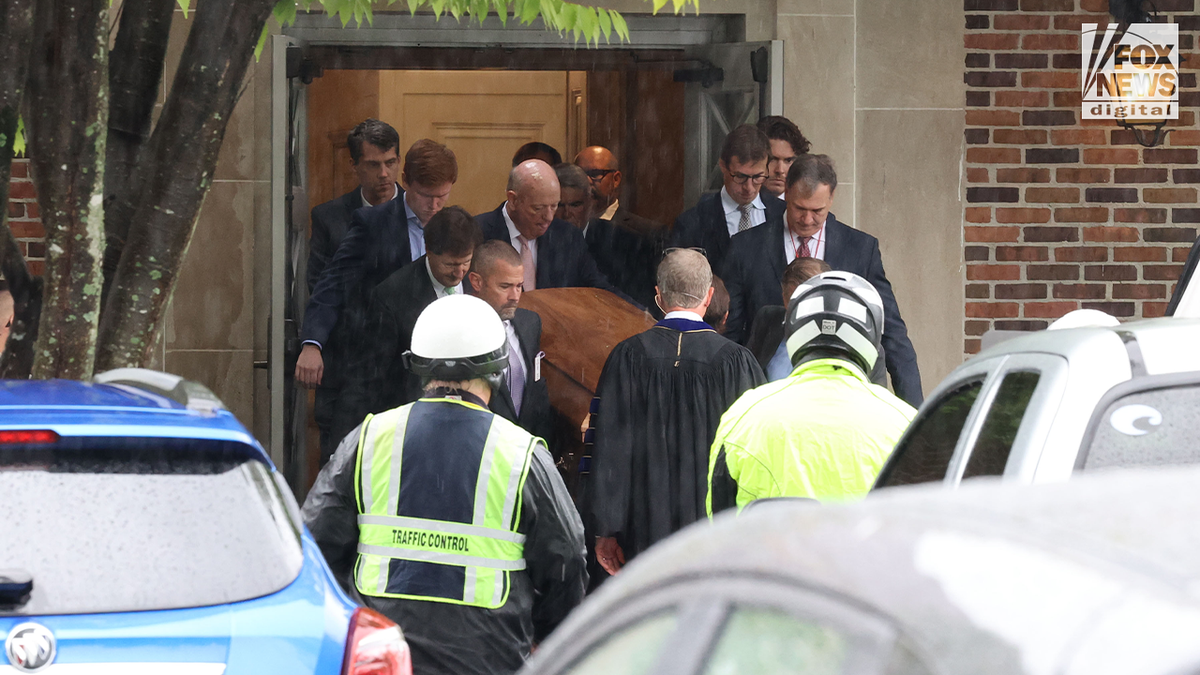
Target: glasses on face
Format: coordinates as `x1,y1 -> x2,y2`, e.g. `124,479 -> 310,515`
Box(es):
662,246 -> 707,260
729,171 -> 768,186
584,169 -> 617,181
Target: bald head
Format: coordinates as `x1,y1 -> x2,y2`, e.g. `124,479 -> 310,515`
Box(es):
575,146 -> 622,211
505,160 -> 561,240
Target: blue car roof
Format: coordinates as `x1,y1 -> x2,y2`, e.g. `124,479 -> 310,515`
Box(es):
0,380 -> 266,459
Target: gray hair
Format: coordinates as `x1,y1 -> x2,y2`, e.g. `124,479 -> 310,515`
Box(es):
786,154 -> 838,196
554,163 -> 590,193
657,249 -> 712,309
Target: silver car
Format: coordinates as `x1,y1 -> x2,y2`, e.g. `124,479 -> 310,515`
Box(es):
874,317 -> 1200,491
522,467 -> 1200,675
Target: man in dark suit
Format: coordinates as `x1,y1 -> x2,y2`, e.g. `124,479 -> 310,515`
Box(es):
297,139 -> 459,462
576,146 -> 665,310
668,124 -> 784,273
332,207 -> 482,442
477,159 -> 629,302
468,240 -> 552,441
723,154 -> 924,406
757,115 -> 811,201
302,119 -> 401,462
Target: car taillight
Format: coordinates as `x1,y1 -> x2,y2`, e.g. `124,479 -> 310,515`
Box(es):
0,430 -> 58,444
342,607 -> 412,675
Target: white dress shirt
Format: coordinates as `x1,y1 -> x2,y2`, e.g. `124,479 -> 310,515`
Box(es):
664,309 -> 706,322
720,186 -> 766,237
783,214 -> 829,265
425,257 -> 463,298
503,320 -> 528,412
502,201 -> 537,268
359,182 -> 399,208
599,199 -> 620,221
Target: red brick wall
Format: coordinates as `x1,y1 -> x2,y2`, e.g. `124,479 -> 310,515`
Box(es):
6,158 -> 44,277
964,0 -> 1199,354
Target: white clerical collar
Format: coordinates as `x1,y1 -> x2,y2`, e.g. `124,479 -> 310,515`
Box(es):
719,186 -> 764,215
425,257 -> 462,296
664,309 -> 705,322
361,182 -> 399,208
600,199 -> 620,221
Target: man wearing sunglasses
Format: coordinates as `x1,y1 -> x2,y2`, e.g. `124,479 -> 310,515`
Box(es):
668,124 -> 785,273
575,146 -> 665,311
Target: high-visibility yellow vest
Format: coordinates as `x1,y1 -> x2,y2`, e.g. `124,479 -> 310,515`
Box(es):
707,358 -> 916,514
353,397 -> 539,609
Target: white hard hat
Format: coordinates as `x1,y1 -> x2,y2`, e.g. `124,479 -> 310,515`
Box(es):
1049,308 -> 1120,330
408,295 -> 508,384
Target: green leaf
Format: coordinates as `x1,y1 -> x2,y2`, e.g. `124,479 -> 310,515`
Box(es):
254,22 -> 269,61
176,0 -> 190,18
610,10 -> 629,41
13,117 -> 24,157
597,7 -> 612,40
407,0 -> 421,13
651,0 -> 668,12
272,0 -> 297,25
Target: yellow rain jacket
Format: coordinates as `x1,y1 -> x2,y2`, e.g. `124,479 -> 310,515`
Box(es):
707,358 -> 916,515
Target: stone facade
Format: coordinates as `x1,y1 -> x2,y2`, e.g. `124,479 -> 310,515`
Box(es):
963,0 -> 1199,354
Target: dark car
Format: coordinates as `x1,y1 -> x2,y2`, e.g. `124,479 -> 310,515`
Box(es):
521,466 -> 1200,675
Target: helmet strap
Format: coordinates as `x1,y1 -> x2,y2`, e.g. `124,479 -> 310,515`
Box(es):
425,385 -> 489,409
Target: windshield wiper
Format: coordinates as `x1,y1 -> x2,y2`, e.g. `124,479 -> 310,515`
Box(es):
0,570 -> 33,606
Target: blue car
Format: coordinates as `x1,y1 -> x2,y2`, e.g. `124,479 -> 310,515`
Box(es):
0,369 -> 411,675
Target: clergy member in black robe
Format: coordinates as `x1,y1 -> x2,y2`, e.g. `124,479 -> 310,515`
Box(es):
584,249 -> 764,579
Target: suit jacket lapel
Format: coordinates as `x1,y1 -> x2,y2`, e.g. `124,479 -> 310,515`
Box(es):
823,214 -> 848,270
769,218 -> 787,279
706,193 -> 728,246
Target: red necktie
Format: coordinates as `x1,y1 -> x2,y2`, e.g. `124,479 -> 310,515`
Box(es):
799,236 -> 811,258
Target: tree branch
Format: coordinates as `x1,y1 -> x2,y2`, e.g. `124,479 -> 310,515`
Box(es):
25,0 -> 109,379
102,0 -> 174,303
96,0 -> 276,370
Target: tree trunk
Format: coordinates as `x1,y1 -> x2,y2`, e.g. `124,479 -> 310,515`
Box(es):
102,0 -> 174,304
24,0 -> 109,379
0,0 -> 37,378
95,0 -> 274,371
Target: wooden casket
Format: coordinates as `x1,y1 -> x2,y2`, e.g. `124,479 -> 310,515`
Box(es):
517,288 -> 655,497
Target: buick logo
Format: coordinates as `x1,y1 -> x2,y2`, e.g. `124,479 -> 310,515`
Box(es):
5,623 -> 55,672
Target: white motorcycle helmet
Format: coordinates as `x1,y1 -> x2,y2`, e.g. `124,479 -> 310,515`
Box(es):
784,271 -> 885,374
406,295 -> 508,389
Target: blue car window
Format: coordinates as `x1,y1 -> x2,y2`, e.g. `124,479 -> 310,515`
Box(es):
0,437 -> 303,616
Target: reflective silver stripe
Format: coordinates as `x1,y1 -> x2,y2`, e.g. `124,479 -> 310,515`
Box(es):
358,514 -> 527,544
360,421 -> 378,514
473,424 -> 503,526
357,543 -> 528,571
491,569 -> 505,606
463,566 -> 476,604
387,410 -> 408,517
499,438 -> 533,529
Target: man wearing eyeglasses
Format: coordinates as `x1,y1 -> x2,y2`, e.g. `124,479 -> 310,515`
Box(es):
757,116 -> 812,201
668,124 -> 784,273
575,146 -> 665,310
722,154 -> 924,406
